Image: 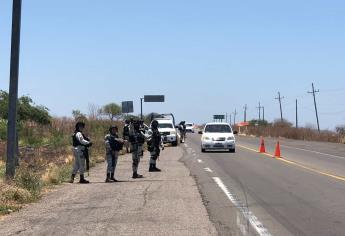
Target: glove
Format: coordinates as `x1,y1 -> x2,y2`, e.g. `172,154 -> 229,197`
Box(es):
86,142 -> 93,147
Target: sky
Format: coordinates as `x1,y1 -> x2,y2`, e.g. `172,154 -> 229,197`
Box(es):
0,0 -> 345,130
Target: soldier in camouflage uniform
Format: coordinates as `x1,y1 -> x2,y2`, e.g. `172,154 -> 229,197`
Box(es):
104,126 -> 124,182
129,120 -> 146,178
148,120 -> 163,172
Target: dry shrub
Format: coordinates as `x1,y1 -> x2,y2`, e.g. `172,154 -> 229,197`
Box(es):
245,119 -> 341,143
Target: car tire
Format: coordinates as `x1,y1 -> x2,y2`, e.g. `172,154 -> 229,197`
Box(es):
201,148 -> 206,153
172,141 -> 178,146
229,148 -> 235,153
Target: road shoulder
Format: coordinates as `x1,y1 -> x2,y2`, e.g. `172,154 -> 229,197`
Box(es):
0,146 -> 217,236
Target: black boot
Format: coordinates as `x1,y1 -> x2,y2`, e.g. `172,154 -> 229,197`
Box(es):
105,173 -> 112,183
154,164 -> 161,172
149,164 -> 155,172
69,174 -> 76,183
79,174 -> 90,184
132,172 -> 143,179
110,173 -> 118,182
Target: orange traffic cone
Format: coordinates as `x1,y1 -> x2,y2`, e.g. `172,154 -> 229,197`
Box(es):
259,137 -> 266,153
274,141 -> 281,158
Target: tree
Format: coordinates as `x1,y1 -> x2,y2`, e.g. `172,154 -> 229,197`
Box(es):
0,90 -> 51,125
102,103 -> 121,121
72,109 -> 87,121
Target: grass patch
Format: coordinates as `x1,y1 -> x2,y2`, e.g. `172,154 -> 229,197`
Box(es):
0,161 -> 5,181
14,166 -> 42,199
42,163 -> 72,185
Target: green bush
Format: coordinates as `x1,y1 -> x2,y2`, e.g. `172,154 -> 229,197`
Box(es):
0,119 -> 6,140
14,167 -> 42,198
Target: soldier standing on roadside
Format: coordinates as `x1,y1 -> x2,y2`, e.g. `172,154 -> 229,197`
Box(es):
104,126 -> 124,183
148,120 -> 163,172
70,122 -> 92,184
129,120 -> 146,179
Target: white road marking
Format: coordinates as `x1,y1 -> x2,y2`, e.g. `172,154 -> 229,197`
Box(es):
213,177 -> 272,236
197,159 -> 203,163
204,167 -> 213,173
281,144 -> 345,160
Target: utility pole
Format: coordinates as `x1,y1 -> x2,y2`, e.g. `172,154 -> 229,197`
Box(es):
6,0 -> 22,179
275,92 -> 284,121
226,112 -> 228,123
295,99 -> 298,129
308,83 -> 320,132
229,113 -> 232,126
262,106 -> 265,122
140,98 -> 144,120
256,102 -> 263,121
233,109 -> 237,126
243,104 -> 247,122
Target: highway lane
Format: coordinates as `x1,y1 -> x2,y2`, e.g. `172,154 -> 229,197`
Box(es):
182,133 -> 345,236
237,135 -> 345,178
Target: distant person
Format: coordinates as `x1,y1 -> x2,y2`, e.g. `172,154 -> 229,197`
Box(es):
148,120 -> 163,172
104,126 -> 124,182
179,121 -> 187,143
129,120 -> 146,178
123,120 -> 131,153
70,122 -> 92,184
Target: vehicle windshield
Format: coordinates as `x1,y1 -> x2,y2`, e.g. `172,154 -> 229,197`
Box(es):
158,123 -> 173,129
204,124 -> 232,133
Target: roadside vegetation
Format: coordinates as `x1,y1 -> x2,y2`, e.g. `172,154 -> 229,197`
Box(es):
236,119 -> 345,143
0,90 -> 141,216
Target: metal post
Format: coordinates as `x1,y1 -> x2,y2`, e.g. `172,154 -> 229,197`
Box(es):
140,98 -> 143,120
6,0 -> 22,179
296,99 -> 298,129
243,104 -> 247,122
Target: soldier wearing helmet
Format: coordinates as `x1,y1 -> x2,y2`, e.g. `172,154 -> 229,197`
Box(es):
148,120 -> 163,172
70,121 -> 92,184
104,126 -> 124,182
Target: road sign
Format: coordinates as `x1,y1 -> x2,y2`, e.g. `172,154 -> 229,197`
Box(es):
122,101 -> 134,113
213,115 -> 225,120
144,95 -> 165,102
237,121 -> 250,127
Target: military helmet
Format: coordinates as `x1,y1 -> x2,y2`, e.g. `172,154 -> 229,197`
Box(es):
75,121 -> 85,131
109,125 -> 118,133
151,120 -> 159,129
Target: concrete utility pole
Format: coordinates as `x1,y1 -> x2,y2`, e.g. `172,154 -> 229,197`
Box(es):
256,102 -> 263,121
233,109 -> 237,126
140,98 -> 143,120
296,99 -> 298,129
243,104 -> 247,122
308,83 -> 320,132
229,113 -> 232,126
6,0 -> 22,179
275,92 -> 284,121
262,106 -> 265,122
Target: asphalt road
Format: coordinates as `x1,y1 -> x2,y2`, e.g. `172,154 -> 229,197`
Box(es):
182,133 -> 345,236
